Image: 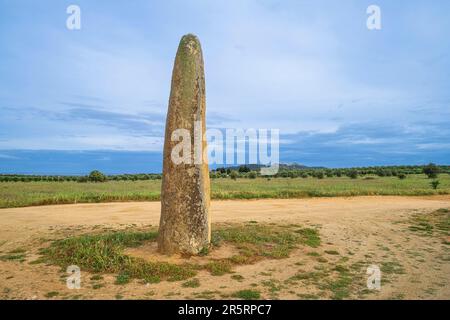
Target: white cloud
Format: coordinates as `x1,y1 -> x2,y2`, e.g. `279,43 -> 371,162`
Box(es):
0,153 -> 20,159
0,135 -> 164,152
416,143 -> 450,150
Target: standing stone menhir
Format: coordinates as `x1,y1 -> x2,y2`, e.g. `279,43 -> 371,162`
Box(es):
158,34 -> 211,255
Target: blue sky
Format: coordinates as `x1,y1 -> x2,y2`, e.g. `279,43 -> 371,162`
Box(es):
0,0 -> 449,174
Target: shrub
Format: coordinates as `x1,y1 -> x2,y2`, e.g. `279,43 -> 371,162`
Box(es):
376,169 -> 385,177
88,170 -> 107,182
397,173 -> 407,180
347,170 -> 358,179
230,171 -> 238,180
210,172 -> 219,179
77,176 -> 88,183
423,163 -> 439,179
248,171 -> 257,179
431,180 -> 440,190
238,166 -> 251,173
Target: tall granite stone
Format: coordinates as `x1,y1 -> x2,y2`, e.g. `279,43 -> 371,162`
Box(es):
158,34 -> 211,255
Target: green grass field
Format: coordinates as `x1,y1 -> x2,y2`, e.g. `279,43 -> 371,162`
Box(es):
1,174 -> 449,209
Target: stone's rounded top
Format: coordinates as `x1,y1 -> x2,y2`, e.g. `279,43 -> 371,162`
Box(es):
178,34 -> 202,56
181,33 -> 199,42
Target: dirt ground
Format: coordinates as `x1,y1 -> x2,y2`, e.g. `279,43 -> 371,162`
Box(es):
0,196 -> 449,300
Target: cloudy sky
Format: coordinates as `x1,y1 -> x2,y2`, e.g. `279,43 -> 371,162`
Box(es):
0,0 -> 449,174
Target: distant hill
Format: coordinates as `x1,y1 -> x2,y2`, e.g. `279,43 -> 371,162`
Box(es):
213,163 -> 326,172
278,163 -> 326,170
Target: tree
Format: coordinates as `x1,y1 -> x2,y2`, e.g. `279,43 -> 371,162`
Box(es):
210,172 -> 219,179
77,176 -> 88,183
397,173 -> 407,180
238,165 -> 251,173
315,171 -> 324,179
347,170 -> 358,179
375,168 -> 385,177
88,170 -> 107,182
431,180 -> 440,190
423,163 -> 439,179
248,171 -> 257,179
230,171 -> 238,180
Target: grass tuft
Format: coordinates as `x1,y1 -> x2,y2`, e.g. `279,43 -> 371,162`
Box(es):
213,224 -> 320,261
231,274 -> 244,281
408,208 -> 449,237
232,289 -> 261,300
381,261 -> 405,275
45,291 -> 59,298
205,260 -> 233,276
182,278 -> 201,288
0,253 -> 26,262
295,228 -> 321,247
115,272 -> 131,285
40,230 -> 195,284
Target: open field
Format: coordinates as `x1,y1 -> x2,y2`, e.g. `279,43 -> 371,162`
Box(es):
1,174 -> 449,208
0,196 -> 449,300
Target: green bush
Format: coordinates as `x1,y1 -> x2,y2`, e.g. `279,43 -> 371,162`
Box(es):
423,163 -> 439,179
347,170 -> 358,179
238,166 -> 251,173
431,180 -> 440,190
88,170 -> 108,182
248,171 -> 257,179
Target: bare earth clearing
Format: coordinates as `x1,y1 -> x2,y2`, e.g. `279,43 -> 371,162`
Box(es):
0,196 -> 449,300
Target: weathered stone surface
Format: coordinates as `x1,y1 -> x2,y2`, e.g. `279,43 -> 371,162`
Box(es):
157,34 -> 211,255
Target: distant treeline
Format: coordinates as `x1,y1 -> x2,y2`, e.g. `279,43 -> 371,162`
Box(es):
0,171 -> 161,183
0,164 -> 449,182
212,164 -> 449,180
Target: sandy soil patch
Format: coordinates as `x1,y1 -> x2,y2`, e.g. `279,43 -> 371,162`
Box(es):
0,196 -> 449,300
